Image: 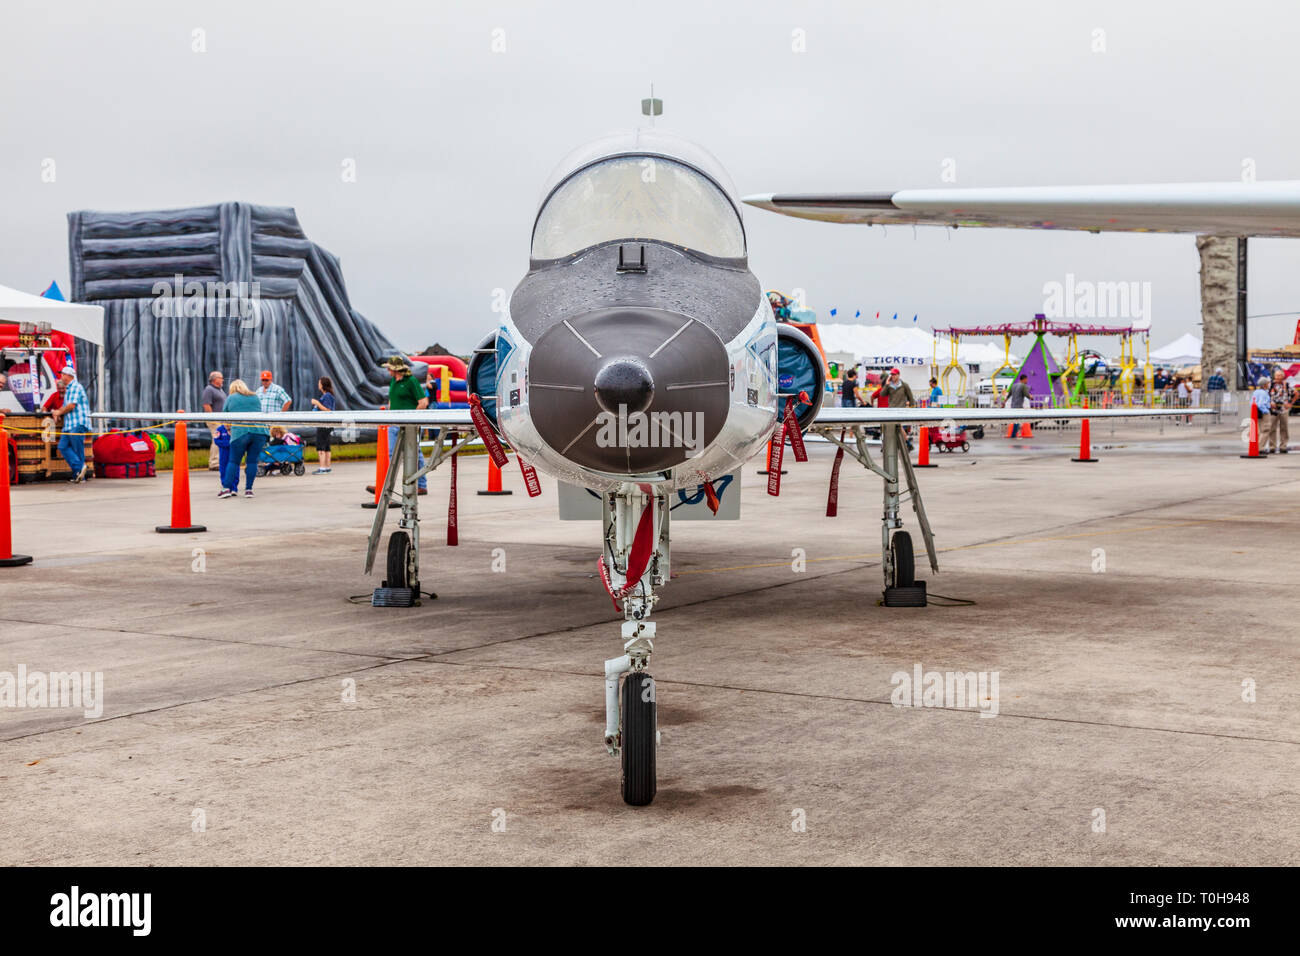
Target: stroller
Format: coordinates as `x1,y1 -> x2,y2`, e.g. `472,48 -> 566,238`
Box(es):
257,442 -> 307,477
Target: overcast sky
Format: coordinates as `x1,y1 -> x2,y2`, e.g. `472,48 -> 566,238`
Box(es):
3,0 -> 1299,355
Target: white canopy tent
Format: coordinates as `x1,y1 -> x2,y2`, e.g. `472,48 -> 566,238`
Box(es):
818,323 -> 1017,366
0,282 -> 106,412
0,283 -> 104,345
817,323 -> 1017,398
1149,332 -> 1202,366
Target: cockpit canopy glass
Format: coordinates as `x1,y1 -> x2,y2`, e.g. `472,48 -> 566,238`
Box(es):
531,156 -> 746,261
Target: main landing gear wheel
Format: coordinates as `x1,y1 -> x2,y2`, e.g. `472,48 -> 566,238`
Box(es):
889,531 -> 915,588
620,671 -> 657,806
385,530 -> 414,589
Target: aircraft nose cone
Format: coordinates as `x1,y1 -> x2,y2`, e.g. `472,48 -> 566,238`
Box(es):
593,358 -> 655,415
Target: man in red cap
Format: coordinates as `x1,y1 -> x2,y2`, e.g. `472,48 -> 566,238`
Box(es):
257,369 -> 292,414
878,367 -> 915,409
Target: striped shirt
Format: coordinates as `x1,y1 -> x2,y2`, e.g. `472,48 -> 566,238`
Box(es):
258,383 -> 291,413
59,379 -> 90,434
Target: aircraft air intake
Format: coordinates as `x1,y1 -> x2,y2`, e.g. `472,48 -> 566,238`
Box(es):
526,306 -> 729,475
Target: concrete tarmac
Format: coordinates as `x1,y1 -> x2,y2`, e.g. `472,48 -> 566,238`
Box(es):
1,425 -> 1296,865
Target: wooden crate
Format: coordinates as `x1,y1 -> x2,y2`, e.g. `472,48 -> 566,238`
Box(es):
3,413 -> 94,483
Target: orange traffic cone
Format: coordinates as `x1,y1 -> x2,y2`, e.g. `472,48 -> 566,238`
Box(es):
1072,399 -> 1098,463
916,425 -> 937,467
1004,423 -> 1014,438
477,454 -> 513,496
157,414 -> 207,533
1022,420 -> 1034,438
363,416 -> 400,508
0,414 -> 33,566
1241,401 -> 1263,459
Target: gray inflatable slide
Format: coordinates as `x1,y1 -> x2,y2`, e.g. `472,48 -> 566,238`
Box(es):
67,202 -> 400,418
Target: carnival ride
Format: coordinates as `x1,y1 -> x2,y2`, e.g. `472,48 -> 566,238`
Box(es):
933,314 -> 1152,407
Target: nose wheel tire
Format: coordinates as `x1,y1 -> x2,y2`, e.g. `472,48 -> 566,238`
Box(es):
385,530 -> 414,590
889,531 -> 915,588
620,671 -> 657,806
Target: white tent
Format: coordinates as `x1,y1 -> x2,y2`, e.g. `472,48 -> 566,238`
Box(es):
818,323 -> 1017,367
0,283 -> 104,346
1,282 -> 106,412
1149,332 -> 1202,366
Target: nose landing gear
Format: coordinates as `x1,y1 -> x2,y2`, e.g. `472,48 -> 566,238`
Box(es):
600,487 -> 668,805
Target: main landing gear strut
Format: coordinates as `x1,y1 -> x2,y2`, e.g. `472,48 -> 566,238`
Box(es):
364,425 -> 460,607
812,422 -> 939,607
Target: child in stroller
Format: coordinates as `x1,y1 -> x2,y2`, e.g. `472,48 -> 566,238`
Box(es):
258,427 -> 306,476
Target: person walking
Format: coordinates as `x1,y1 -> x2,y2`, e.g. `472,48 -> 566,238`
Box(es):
1251,376 -> 1273,453
927,377 -> 943,407
311,376 -> 337,474
840,368 -> 860,408
385,356 -> 429,494
1176,376 -> 1193,424
1204,366 -> 1228,421
879,367 -> 917,449
220,379 -> 269,497
50,365 -> 90,483
257,369 -> 291,412
201,371 -> 226,471
1265,369 -> 1294,454
880,367 -> 916,408
1004,373 -> 1031,438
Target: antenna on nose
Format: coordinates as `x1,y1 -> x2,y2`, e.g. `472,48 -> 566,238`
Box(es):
640,83 -> 662,127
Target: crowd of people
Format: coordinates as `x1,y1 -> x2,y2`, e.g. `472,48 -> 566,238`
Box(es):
197,369 -> 340,498
838,366 -> 917,409
197,358 -> 432,497
18,354 -> 1294,485
828,360 -> 1293,453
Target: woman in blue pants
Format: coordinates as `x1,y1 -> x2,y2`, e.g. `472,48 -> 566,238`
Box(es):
219,380 -> 269,498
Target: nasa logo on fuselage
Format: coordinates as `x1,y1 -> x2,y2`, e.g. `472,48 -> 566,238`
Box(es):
778,373 -> 794,390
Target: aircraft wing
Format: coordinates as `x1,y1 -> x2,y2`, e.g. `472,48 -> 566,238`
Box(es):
743,182 -> 1300,237
811,405 -> 1212,426
92,410 -> 474,427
